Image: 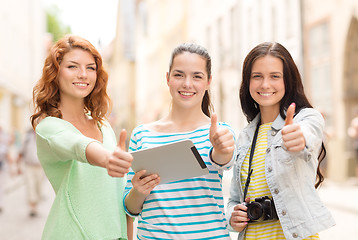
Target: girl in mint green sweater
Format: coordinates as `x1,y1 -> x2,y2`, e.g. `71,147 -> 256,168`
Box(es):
31,35 -> 133,240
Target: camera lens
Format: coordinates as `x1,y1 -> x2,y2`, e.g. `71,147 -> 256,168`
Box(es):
247,202 -> 264,221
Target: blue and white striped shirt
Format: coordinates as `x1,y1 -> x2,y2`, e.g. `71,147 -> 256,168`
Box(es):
124,123 -> 236,240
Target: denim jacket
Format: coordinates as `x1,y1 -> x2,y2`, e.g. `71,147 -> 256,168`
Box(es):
227,108 -> 335,240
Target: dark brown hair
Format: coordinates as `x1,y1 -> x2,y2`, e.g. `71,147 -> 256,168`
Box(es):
240,42 -> 325,188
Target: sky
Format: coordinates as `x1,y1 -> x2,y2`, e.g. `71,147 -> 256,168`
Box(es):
44,0 -> 119,48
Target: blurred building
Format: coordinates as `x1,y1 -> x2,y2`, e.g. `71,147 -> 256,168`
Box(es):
109,0 -> 357,180
186,0 -> 304,134
302,0 -> 358,181
109,0 -> 303,132
0,0 -> 46,134
108,0 -> 191,135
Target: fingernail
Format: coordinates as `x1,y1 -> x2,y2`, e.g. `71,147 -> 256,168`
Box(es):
291,102 -> 296,107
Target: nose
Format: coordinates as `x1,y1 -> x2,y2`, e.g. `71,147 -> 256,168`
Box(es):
261,77 -> 270,88
78,67 -> 87,79
183,76 -> 192,88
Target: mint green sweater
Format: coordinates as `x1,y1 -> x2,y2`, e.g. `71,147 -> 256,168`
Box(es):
36,117 -> 127,240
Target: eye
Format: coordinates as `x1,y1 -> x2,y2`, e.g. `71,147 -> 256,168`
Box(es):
87,66 -> 96,71
193,75 -> 203,80
252,74 -> 262,79
272,75 -> 282,79
68,65 -> 76,69
174,73 -> 183,78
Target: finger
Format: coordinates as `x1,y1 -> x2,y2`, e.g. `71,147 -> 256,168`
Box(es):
112,151 -> 133,164
232,215 -> 250,223
234,203 -> 248,211
118,129 -> 127,150
210,113 -> 218,137
133,170 -> 147,180
285,103 -> 296,126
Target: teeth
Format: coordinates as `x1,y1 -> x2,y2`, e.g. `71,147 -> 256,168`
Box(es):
259,92 -> 273,96
74,83 -> 88,87
180,92 -> 194,96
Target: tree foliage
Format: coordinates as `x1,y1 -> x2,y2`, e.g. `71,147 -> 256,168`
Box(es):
46,5 -> 71,42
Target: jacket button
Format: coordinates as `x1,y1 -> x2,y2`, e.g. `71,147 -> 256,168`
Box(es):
292,233 -> 298,238
268,167 -> 272,172
266,148 -> 271,153
281,210 -> 286,216
271,131 -> 277,136
274,188 -> 279,194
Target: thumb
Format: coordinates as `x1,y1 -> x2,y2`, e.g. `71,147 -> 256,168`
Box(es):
210,113 -> 218,136
285,103 -> 296,126
118,129 -> 127,151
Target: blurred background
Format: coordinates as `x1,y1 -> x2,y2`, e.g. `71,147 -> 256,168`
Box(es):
0,0 -> 358,239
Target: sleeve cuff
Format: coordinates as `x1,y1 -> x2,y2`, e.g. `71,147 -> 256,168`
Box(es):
208,147 -> 235,170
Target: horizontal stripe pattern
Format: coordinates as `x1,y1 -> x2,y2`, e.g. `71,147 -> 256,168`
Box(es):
125,123 -> 235,239
241,123 -> 319,239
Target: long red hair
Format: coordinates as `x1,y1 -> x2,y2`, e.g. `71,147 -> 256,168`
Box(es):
31,35 -> 111,128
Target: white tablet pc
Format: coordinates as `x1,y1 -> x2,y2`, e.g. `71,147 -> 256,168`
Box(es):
130,139 -> 209,184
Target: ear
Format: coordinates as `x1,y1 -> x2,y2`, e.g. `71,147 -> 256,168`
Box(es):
166,72 -> 170,86
207,75 -> 212,90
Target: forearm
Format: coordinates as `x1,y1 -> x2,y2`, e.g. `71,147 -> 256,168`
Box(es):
125,189 -> 147,215
126,214 -> 133,240
85,142 -> 111,168
211,148 -> 233,165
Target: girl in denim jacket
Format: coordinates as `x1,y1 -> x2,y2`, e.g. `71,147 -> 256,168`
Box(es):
227,42 -> 335,240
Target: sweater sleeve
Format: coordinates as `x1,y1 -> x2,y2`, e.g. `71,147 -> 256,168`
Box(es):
123,127 -> 139,217
36,117 -> 99,164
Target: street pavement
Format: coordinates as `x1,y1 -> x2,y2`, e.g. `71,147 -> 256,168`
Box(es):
1,169 -> 358,239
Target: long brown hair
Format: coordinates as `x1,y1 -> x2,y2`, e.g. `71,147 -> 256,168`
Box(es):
168,43 -> 213,117
31,35 -> 111,128
240,42 -> 325,188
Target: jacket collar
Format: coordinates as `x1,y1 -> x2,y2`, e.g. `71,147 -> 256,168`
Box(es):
249,110 -> 287,133
272,113 -> 286,132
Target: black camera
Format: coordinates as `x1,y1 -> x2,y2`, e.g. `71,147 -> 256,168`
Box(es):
243,196 -> 278,222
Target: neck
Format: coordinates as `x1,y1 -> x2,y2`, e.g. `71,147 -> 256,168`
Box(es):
59,97 -> 87,124
165,104 -> 210,129
259,106 -> 279,124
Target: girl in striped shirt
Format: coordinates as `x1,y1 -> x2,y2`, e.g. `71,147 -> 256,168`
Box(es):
124,43 -> 236,239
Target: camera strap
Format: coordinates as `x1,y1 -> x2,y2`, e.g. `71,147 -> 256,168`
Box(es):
243,121 -> 260,201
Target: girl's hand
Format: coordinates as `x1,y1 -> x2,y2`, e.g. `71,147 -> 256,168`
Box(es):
107,129 -> 133,177
124,170 -> 160,215
282,103 -> 306,152
132,170 -> 160,197
209,113 -> 235,164
230,198 -> 250,232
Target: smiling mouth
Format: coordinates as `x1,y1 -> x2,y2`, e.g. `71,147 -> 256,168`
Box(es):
259,92 -> 274,97
73,83 -> 89,87
179,91 -> 195,96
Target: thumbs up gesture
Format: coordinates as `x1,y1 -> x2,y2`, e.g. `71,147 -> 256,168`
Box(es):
282,103 -> 305,152
107,129 -> 133,177
209,113 -> 235,165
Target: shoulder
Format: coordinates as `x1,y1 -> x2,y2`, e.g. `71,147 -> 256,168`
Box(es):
218,121 -> 235,133
98,120 -> 113,131
130,124 -> 149,139
218,121 -> 234,129
296,108 -> 324,123
36,117 -> 72,138
218,121 -> 237,139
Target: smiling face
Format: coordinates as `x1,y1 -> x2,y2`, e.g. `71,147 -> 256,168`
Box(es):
167,52 -> 211,112
58,48 -> 97,103
249,55 -> 285,117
